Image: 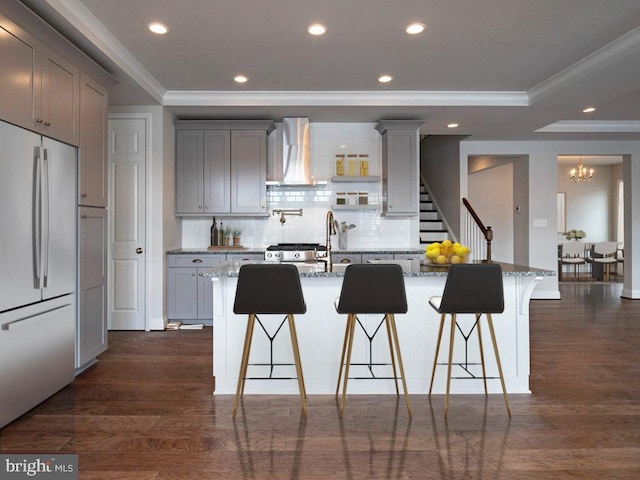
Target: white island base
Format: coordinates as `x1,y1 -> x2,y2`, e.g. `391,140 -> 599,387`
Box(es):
210,263 -> 545,396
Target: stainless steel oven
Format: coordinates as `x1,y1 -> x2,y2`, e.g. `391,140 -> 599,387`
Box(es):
264,243 -> 327,263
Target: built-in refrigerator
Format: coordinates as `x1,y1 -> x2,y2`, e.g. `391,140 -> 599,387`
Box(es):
0,119 -> 77,428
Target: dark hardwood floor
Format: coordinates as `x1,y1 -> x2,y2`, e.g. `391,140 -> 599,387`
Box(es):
2,282 -> 640,479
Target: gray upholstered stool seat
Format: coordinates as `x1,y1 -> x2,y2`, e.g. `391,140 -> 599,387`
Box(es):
232,264 -> 307,417
335,263 -> 411,417
428,263 -> 511,417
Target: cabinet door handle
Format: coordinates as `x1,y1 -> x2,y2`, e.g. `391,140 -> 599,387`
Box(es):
192,272 -> 196,276
192,258 -> 203,264
198,273 -> 203,276
198,205 -> 203,209
44,121 -> 51,126
82,193 -> 88,198
136,248 -> 143,254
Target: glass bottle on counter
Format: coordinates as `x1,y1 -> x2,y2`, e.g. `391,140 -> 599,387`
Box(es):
218,221 -> 224,246
211,217 -> 219,246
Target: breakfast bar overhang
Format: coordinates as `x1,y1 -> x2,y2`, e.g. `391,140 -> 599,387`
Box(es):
205,261 -> 553,396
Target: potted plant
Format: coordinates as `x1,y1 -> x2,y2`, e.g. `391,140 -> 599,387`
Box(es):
563,229 -> 586,241
223,226 -> 232,246
232,228 -> 242,246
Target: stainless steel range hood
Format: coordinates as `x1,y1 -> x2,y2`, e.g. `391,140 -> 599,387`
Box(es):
266,117 -> 326,187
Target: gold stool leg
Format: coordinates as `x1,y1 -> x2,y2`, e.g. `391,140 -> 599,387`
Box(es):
429,313 -> 446,395
287,314 -> 307,416
445,313 -> 457,418
486,313 -> 511,417
233,314 -> 256,418
388,314 -> 412,417
336,315 -> 352,396
385,314 -> 400,395
339,314 -> 357,417
476,313 -> 488,395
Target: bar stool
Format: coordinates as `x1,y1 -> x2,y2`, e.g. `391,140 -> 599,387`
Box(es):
428,263 -> 510,417
232,264 -> 307,418
335,263 -> 411,417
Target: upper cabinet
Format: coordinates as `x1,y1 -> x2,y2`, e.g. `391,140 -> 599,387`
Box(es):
0,14 -> 79,145
376,121 -> 423,216
0,17 -> 38,130
175,121 -> 275,217
79,73 -> 108,207
38,47 -> 80,145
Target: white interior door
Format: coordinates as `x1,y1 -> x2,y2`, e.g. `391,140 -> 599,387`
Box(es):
108,117 -> 147,330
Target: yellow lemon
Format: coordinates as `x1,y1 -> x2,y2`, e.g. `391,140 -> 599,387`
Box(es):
450,255 -> 462,264
436,255 -> 447,264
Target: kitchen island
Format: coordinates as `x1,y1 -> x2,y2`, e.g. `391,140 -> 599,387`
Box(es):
204,261 -> 553,396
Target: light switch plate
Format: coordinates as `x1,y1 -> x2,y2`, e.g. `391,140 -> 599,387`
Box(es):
533,218 -> 548,227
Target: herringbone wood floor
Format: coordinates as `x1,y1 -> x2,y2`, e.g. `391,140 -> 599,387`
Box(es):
1,282 -> 639,479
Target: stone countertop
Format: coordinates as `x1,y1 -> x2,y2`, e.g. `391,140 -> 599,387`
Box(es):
166,248 -> 427,255
166,248 -> 265,255
202,260 -> 555,279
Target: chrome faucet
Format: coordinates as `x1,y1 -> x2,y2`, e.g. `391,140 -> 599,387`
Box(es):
322,210 -> 338,272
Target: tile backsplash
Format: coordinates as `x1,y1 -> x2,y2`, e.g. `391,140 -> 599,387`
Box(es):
181,122 -> 418,249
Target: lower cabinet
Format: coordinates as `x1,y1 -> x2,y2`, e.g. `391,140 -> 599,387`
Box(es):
332,253 -> 361,264
362,253 -> 394,262
166,254 -> 226,324
77,206 -> 107,370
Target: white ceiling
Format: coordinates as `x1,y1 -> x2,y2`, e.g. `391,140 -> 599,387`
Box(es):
20,0 -> 640,140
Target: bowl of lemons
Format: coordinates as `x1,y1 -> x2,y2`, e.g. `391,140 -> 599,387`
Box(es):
425,240 -> 470,265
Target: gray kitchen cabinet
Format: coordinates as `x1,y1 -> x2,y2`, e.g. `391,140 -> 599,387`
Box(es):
166,254 -> 225,324
393,253 -> 424,262
225,253 -> 264,265
77,206 -> 108,370
0,14 -> 80,145
362,253 -> 394,263
78,73 -> 108,207
176,129 -> 229,215
175,121 -> 274,216
332,253 -> 362,264
0,15 -> 38,130
376,121 -> 423,216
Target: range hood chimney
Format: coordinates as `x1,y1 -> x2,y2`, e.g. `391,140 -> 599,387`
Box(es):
267,117 -> 325,187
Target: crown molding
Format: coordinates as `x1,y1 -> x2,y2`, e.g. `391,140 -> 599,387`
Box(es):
41,0 -> 166,103
528,26 -> 640,104
163,90 -> 529,107
536,121 -> 640,133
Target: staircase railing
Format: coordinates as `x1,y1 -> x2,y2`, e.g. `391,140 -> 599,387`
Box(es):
462,197 -> 493,262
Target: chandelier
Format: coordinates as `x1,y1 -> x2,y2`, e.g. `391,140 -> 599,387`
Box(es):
569,159 -> 593,183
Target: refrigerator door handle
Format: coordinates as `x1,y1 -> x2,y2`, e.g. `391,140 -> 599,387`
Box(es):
42,147 -> 50,288
33,146 -> 42,290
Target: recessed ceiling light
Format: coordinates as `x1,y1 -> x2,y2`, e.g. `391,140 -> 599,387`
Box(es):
447,123 -> 459,129
234,75 -> 248,84
378,74 -> 393,83
582,106 -> 596,113
405,23 -> 426,35
147,22 -> 169,35
307,23 -> 327,36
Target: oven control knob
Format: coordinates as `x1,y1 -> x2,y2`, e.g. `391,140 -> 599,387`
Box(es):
294,252 -> 301,259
